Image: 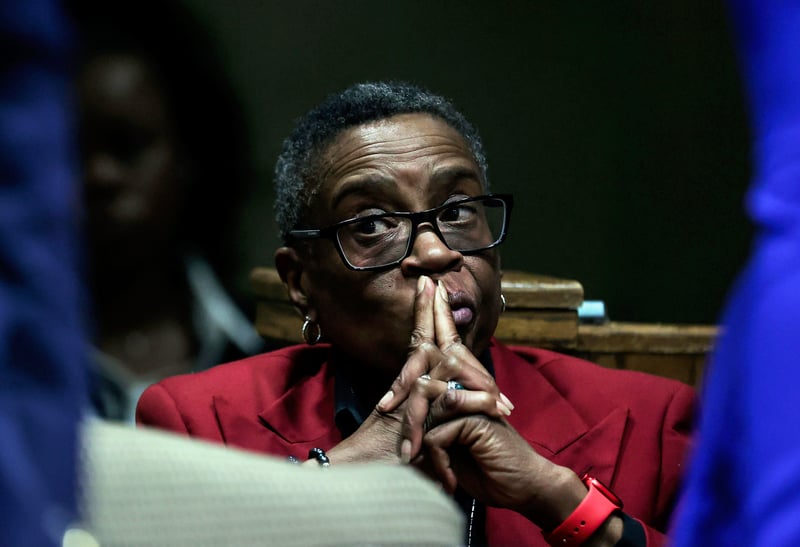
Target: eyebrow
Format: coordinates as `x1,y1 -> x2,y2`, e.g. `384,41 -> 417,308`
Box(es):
329,164 -> 483,211
429,165 -> 483,188
331,175 -> 396,210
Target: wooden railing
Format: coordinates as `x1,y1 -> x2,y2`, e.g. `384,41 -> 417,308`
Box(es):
250,268 -> 717,386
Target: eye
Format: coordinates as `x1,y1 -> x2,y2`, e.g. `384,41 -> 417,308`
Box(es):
353,217 -> 393,235
440,202 -> 477,224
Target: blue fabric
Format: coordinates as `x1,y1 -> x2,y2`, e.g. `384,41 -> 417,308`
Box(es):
671,0 -> 800,545
0,0 -> 87,545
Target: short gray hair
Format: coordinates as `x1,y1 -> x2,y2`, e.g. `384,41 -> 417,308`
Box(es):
274,81 -> 489,240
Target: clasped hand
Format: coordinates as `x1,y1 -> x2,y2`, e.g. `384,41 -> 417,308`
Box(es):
327,275 -> 585,529
375,276 -> 580,528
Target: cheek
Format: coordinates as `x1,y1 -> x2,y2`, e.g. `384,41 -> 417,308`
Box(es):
136,144 -> 180,199
308,267 -> 413,345
133,144 -> 185,225
465,255 -> 503,344
468,251 -> 502,298
314,271 -> 406,319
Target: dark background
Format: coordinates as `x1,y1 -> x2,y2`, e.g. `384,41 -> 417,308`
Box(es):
184,0 -> 752,324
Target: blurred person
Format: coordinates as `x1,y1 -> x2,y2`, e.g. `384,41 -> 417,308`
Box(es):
0,0 -> 87,544
670,0 -> 800,545
139,82 -> 695,546
69,0 -> 264,421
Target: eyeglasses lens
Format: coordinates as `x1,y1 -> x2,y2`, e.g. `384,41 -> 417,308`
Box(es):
336,197 -> 507,269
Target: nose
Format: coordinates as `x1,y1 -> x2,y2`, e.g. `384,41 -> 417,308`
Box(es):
400,224 -> 463,275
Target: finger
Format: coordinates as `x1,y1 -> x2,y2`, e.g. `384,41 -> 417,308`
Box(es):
428,347 -> 492,390
434,280 -> 461,350
425,348 -> 514,414
410,275 -> 436,349
376,276 -> 437,413
402,380 -> 511,462
429,387 -> 511,428
426,443 -> 458,494
377,341 -> 439,413
400,373 -> 443,462
431,280 -> 514,410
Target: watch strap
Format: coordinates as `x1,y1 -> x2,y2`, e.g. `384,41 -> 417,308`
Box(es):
542,477 -> 621,546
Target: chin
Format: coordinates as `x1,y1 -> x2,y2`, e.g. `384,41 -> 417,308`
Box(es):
458,325 -> 486,357
466,319 -> 497,358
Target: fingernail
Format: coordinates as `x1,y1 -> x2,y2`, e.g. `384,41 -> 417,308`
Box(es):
496,400 -> 512,416
437,280 -> 449,302
417,276 -> 428,295
378,390 -> 393,409
500,392 -> 515,410
400,439 -> 412,464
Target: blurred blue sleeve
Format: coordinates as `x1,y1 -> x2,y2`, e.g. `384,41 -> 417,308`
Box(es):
0,1 -> 88,545
671,1 -> 800,545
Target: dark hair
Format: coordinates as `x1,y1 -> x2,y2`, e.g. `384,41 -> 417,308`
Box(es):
69,0 -> 251,284
274,81 -> 489,240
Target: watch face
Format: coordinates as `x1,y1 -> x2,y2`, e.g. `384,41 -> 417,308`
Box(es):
582,474 -> 624,509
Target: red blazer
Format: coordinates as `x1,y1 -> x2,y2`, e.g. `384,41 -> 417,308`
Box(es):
137,339 -> 694,546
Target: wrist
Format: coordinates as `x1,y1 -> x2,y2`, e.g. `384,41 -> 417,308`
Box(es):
542,474 -> 624,546
324,434 -> 400,464
520,465 -> 587,531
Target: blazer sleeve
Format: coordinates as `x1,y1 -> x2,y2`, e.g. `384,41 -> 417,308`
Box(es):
659,383 -> 696,517
642,381 -> 696,546
136,383 -> 191,435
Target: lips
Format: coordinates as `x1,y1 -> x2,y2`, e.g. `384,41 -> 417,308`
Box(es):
446,291 -> 476,327
451,306 -> 474,325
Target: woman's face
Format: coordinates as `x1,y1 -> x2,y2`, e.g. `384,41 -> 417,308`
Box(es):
78,54 -> 185,260
297,113 -> 503,378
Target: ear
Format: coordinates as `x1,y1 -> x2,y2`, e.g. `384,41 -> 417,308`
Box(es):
274,246 -> 313,319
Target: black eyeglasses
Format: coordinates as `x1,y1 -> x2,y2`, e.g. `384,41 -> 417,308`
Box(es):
287,193 -> 513,271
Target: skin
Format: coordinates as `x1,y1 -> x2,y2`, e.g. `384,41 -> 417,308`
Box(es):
275,113 -> 622,543
79,54 -> 194,376
80,54 -> 187,264
277,114 -> 502,392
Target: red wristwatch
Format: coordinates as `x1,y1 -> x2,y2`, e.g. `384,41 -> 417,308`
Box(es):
542,473 -> 623,546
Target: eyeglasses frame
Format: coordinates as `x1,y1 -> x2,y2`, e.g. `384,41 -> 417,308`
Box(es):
286,193 -> 514,271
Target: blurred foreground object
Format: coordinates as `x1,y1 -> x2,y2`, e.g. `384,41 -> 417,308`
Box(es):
69,0 -> 263,421
73,420 -> 462,546
0,0 -> 87,545
671,0 -> 800,544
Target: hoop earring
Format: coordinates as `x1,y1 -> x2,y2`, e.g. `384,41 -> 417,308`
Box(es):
302,316 -> 322,345
500,294 -> 507,314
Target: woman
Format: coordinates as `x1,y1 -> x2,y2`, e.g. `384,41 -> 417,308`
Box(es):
72,0 -> 264,421
137,82 -> 694,546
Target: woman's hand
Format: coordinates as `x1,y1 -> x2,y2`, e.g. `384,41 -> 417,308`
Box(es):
420,410 -> 588,531
377,275 -> 512,461
326,275 -> 504,464
421,413 -> 625,544
322,403 -> 407,464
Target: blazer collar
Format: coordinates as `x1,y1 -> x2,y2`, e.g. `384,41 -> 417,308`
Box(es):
212,351 -> 340,450
491,341 -> 628,485
212,340 -> 628,484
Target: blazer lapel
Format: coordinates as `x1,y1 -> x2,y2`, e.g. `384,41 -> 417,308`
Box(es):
493,342 -> 629,486
212,360 -> 340,453
547,407 -> 628,486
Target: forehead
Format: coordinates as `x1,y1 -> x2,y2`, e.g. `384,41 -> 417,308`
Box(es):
80,55 -> 169,126
314,113 -> 484,210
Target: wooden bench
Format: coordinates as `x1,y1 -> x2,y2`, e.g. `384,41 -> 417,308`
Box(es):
250,268 -> 717,386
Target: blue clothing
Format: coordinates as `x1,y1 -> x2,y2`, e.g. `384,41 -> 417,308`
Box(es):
671,0 -> 800,545
0,0 -> 87,545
